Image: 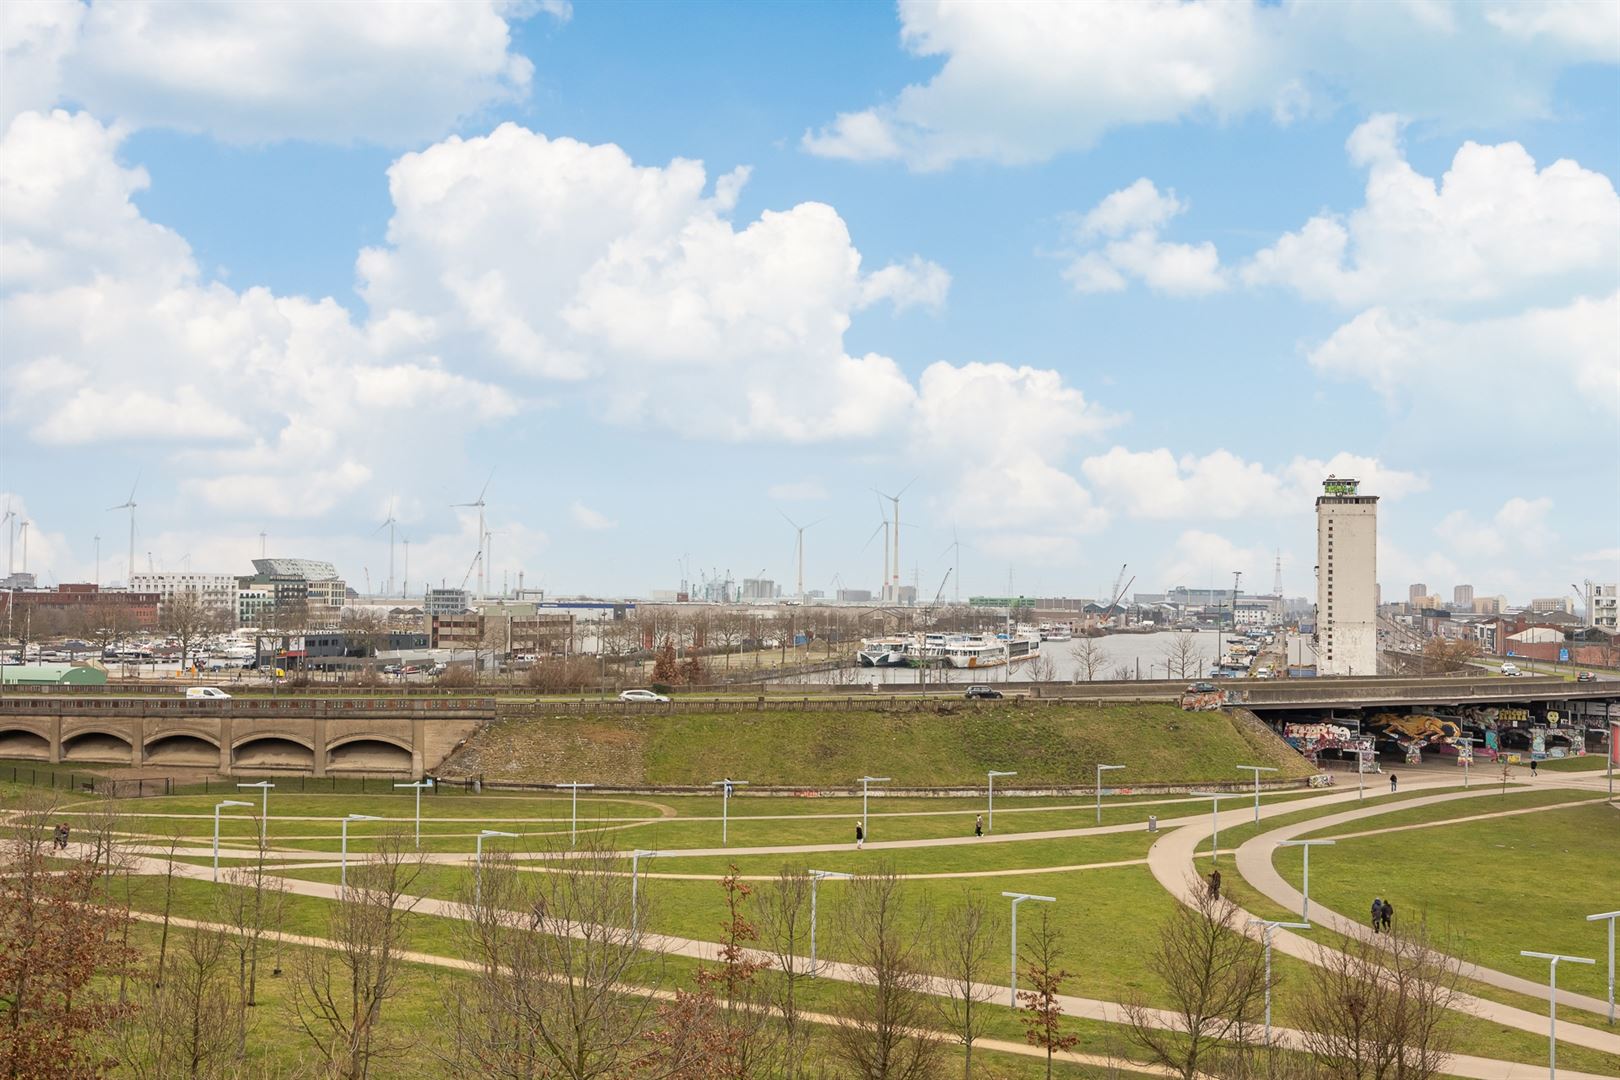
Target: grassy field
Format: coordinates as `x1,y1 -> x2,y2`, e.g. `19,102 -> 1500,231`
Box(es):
1275,799 -> 1619,1001
443,702 -> 1315,786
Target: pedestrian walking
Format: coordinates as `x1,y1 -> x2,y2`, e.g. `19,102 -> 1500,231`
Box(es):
54,823 -> 69,851
1371,897 -> 1384,933
1389,772 -> 1398,793
1207,869 -> 1222,899
1381,899 -> 1394,932
1530,759 -> 1538,777
974,814 -> 983,838
855,822 -> 864,850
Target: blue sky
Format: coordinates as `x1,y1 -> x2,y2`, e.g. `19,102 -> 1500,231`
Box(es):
2,0 -> 1617,604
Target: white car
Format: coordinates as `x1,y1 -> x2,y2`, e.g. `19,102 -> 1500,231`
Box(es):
184,686 -> 232,700
1499,663 -> 1520,677
619,689 -> 670,703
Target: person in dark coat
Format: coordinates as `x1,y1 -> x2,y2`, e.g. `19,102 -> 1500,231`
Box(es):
1389,772 -> 1398,793
974,814 -> 983,838
1208,869 -> 1222,899
1380,899 -> 1394,932
1371,897 -> 1384,932
1530,759 -> 1538,777
855,822 -> 864,850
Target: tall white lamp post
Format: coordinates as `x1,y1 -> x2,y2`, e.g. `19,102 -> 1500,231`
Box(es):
394,778 -> 434,848
1189,791 -> 1235,864
1236,765 -> 1277,824
711,778 -> 748,846
212,800 -> 253,883
1521,950 -> 1595,1080
1586,911 -> 1620,1025
1095,764 -> 1124,825
986,770 -> 1016,832
340,813 -> 382,889
857,776 -> 890,840
475,829 -> 517,908
1002,891 -> 1056,1006
808,869 -> 852,974
1276,838 -> 1335,921
555,781 -> 596,846
236,781 -> 274,847
630,849 -> 660,936
1248,919 -> 1310,1043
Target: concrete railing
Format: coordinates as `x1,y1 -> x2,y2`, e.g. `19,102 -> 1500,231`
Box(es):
0,696 -> 496,718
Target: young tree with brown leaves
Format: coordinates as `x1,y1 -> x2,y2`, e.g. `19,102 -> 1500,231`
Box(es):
1123,881 -> 1267,1080
652,637 -> 679,685
1017,908 -> 1078,1079
828,864 -> 942,1080
0,793 -> 132,1079
932,889 -> 1002,1079
289,827 -> 424,1080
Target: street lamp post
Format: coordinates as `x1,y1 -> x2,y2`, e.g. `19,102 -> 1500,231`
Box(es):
1454,736 -> 1477,788
1096,764 -> 1124,825
1276,839 -> 1335,921
857,776 -> 891,841
987,770 -> 1016,832
1002,891 -> 1056,1006
1190,792 -> 1235,864
808,869 -> 852,975
1521,950 -> 1596,1079
1236,765 -> 1277,824
1248,919 -> 1310,1043
212,800 -> 253,883
235,781 -> 274,848
1587,910 -> 1620,1025
555,782 -> 596,846
393,778 -> 434,849
475,829 -> 518,908
630,849 -> 660,936
340,813 -> 382,889
710,778 -> 749,846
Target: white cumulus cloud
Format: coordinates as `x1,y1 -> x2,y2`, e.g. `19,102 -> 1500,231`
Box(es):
569,502 -> 617,531
1062,179 -> 1225,296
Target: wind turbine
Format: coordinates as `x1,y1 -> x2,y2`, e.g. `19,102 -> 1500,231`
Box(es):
452,471 -> 493,599
401,537 -> 410,598
780,511 -> 825,605
872,479 -> 915,604
861,512 -> 889,599
374,500 -> 398,596
107,475 -> 138,586
18,520 -> 28,573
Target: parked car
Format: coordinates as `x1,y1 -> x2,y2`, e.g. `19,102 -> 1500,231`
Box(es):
619,689 -> 671,703
964,685 -> 1003,700
184,686 -> 231,700
1187,681 -> 1218,693
1576,671 -> 1597,682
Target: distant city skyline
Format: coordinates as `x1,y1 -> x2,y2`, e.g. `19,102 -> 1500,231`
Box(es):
2,2 -> 1616,602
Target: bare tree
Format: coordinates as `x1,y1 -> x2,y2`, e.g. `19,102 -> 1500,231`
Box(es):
1298,917 -> 1465,1080
111,920 -> 240,1080
289,827 -> 425,1080
714,612 -> 747,671
0,792 -> 133,1079
829,864 -> 942,1080
1162,633 -> 1204,681
1122,881 -> 1267,1080
153,824 -> 187,987
1070,638 -> 1107,682
755,868 -> 814,1068
218,833 -> 288,1054
437,835 -> 664,1080
1111,664 -> 1135,681
1027,653 -> 1057,683
932,889 -> 1002,1079
160,590 -> 228,674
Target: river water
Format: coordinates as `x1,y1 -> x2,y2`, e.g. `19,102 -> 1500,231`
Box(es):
776,630 -> 1314,685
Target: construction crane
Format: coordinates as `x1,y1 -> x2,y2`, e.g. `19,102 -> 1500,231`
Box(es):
459,547 -> 482,591
920,568 -> 952,623
1103,574 -> 1135,626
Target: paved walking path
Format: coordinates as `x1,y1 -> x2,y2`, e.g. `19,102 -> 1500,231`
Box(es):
1146,780 -> 1620,1057
1232,793 -> 1615,1016
104,845 -> 1616,1080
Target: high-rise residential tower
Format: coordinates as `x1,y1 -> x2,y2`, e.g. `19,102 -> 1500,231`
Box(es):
1316,476 -> 1378,676
1454,584 -> 1474,607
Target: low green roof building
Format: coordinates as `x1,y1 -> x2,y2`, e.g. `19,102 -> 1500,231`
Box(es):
0,663 -> 109,686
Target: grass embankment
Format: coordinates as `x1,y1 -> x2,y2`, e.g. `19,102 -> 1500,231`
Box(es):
442,702 -> 1314,787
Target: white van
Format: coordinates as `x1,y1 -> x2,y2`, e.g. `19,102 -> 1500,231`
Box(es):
184,686 -> 232,700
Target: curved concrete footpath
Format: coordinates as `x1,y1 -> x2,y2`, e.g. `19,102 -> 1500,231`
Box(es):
1146,779 -> 1620,1058
1234,795 -> 1614,1015
78,840 -> 1618,1080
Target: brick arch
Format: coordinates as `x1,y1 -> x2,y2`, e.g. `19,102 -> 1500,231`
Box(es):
0,728 -> 51,760
61,728 -> 134,763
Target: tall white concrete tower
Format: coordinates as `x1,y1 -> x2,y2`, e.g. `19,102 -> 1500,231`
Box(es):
1315,476 -> 1378,676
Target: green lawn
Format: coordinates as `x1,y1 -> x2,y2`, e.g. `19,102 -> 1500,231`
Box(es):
1535,754 -> 1613,773
1275,800 -> 1619,1001
446,702 -> 1316,786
